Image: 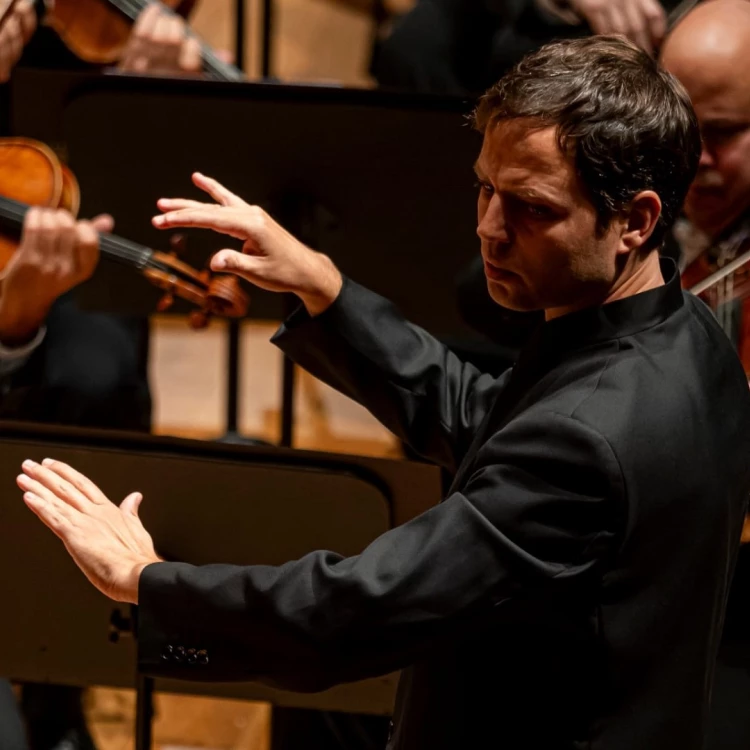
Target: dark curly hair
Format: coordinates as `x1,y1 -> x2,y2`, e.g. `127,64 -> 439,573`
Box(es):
473,35 -> 701,251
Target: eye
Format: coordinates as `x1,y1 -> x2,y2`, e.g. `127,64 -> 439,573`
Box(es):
523,202 -> 554,219
474,180 -> 494,197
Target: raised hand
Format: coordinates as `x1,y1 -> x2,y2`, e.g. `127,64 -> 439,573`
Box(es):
153,172 -> 343,316
17,458 -> 160,604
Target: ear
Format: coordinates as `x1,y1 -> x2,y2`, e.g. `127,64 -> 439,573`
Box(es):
619,190 -> 662,254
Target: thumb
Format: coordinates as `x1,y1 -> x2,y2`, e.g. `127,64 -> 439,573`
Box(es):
120,492 -> 144,517
90,213 -> 115,234
211,249 -> 262,274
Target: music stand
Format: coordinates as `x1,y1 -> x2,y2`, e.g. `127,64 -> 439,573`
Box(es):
10,70 -> 483,445
0,420 -> 441,747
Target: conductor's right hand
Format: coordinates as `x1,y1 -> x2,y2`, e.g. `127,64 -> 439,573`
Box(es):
153,172 -> 343,316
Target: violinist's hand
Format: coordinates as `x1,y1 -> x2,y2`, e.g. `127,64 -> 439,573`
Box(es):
153,173 -> 343,316
0,0 -> 37,83
118,2 -> 202,75
17,458 -> 160,604
568,0 -> 666,56
0,208 -> 110,347
742,514 -> 750,544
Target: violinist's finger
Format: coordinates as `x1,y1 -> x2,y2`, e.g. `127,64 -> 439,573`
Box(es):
152,207 -> 253,240
178,36 -> 202,74
192,173 -> 247,208
73,220 -> 101,281
18,0 -> 37,43
156,198 -> 209,212
90,213 -> 115,234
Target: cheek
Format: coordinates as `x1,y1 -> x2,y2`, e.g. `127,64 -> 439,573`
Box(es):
715,136 -> 750,192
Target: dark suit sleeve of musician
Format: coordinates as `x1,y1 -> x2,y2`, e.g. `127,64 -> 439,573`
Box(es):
136,411 -> 623,689
270,277 -> 506,473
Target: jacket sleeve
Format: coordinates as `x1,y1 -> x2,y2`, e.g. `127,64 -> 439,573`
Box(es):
136,410 -> 625,690
271,277 -> 509,472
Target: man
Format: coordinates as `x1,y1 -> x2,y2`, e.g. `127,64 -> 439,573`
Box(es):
372,0 -> 693,95
659,2 -> 750,747
17,37 -> 750,749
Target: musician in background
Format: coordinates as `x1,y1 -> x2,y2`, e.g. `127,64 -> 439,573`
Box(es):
0,1 -> 205,747
639,2 -> 750,747
0,0 -> 207,81
372,0 -> 695,95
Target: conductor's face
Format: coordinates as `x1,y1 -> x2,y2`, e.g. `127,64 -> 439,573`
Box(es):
475,120 -> 624,317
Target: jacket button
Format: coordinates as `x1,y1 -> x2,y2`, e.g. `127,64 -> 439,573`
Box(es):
161,645 -> 174,661
197,649 -> 209,665
173,646 -> 186,663
186,648 -> 197,665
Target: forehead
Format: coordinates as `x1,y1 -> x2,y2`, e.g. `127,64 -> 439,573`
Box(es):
476,121 -> 581,199
664,51 -> 750,124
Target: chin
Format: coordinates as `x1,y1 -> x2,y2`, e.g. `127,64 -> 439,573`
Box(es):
486,281 -> 536,312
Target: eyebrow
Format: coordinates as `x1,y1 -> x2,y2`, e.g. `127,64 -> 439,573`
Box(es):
472,162 -> 567,207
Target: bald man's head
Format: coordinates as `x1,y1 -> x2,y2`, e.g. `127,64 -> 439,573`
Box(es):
661,0 -> 750,237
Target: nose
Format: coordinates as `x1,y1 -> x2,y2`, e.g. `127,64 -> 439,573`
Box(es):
698,144 -> 715,169
477,193 -> 509,243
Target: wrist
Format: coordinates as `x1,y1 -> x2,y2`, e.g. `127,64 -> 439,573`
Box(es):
299,253 -> 343,317
0,310 -> 48,348
125,557 -> 163,605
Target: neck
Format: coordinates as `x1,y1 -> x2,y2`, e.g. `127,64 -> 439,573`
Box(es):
545,251 -> 664,321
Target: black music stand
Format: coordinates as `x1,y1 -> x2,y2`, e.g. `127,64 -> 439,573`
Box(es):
0,420 -> 441,749
10,70 -> 483,446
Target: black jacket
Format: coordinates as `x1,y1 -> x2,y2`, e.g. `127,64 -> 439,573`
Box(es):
138,259 -> 750,749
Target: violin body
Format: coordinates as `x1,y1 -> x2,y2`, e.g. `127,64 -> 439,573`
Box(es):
44,0 -> 183,65
0,138 -> 248,327
0,138 -> 80,267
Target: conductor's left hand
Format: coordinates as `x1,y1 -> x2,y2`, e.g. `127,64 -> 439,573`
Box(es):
17,458 -> 161,604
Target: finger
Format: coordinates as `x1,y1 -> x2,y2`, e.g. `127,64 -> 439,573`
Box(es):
91,213 -> 115,234
23,491 -> 73,539
39,208 -> 70,261
17,465 -> 86,514
211,248 -> 263,273
178,36 -> 202,74
641,0 -> 666,49
120,2 -> 158,70
156,198 -> 210,212
120,492 -> 143,517
214,48 -> 234,65
133,1 -> 159,36
55,212 -> 78,277
153,206 -> 254,239
622,1 -> 651,55
192,172 -> 247,208
73,220 -> 101,281
18,0 -> 37,42
20,205 -> 42,248
585,7 -> 611,35
6,16 -> 22,67
40,458 -> 110,505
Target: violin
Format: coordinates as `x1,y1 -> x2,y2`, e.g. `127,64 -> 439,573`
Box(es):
40,0 -> 243,79
682,242 -> 750,373
0,137 -> 249,328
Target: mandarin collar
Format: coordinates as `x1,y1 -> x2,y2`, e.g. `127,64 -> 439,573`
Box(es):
526,258 -> 684,360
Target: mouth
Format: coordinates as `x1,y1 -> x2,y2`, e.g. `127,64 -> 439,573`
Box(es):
484,260 -> 515,282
